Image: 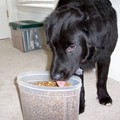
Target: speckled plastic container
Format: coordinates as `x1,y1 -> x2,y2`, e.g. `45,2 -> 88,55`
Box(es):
17,71 -> 82,120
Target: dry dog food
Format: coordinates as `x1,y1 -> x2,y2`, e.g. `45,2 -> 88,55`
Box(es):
32,81 -> 71,87
20,87 -> 80,120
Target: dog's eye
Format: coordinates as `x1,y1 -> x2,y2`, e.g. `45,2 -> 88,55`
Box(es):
66,44 -> 76,52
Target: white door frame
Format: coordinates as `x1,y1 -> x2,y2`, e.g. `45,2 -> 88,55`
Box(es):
0,0 -> 10,39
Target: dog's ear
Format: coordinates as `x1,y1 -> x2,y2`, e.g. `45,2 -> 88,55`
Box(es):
81,43 -> 96,63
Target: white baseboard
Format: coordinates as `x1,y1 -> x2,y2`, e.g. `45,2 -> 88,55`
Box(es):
109,67 -> 120,82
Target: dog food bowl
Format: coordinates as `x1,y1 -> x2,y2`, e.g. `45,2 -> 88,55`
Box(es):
17,71 -> 82,120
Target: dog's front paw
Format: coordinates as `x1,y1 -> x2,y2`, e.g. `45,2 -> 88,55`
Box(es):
79,104 -> 85,114
98,95 -> 112,105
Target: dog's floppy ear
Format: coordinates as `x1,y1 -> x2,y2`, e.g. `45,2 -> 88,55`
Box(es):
81,43 -> 96,63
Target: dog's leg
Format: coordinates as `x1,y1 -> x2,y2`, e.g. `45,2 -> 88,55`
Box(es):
79,80 -> 85,113
96,58 -> 112,105
74,68 -> 85,113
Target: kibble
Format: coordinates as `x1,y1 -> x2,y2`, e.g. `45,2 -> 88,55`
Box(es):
31,81 -> 71,87
20,87 -> 80,120
19,79 -> 80,120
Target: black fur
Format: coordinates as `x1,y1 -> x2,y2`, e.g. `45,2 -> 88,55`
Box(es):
44,0 -> 118,113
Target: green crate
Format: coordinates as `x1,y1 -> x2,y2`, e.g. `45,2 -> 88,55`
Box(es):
9,20 -> 44,30
9,20 -> 45,52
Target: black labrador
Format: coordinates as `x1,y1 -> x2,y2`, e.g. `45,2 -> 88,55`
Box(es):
44,0 -> 118,113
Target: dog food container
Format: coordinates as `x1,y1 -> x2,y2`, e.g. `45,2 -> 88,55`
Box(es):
17,71 -> 82,120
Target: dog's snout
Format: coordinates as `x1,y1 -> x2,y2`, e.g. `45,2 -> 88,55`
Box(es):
51,71 -> 65,80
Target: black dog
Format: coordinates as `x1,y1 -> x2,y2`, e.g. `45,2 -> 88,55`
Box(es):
44,0 -> 118,113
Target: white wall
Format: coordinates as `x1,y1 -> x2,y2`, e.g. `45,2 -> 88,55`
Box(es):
17,6 -> 53,22
109,0 -> 120,82
17,0 -> 59,22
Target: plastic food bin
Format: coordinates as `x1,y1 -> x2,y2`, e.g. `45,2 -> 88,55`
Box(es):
9,20 -> 45,52
17,71 -> 82,120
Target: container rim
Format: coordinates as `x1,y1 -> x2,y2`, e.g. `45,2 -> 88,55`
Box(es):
17,71 -> 82,91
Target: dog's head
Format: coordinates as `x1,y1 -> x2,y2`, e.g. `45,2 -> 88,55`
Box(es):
44,3 -> 94,80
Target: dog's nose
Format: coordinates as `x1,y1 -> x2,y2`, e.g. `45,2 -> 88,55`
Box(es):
54,73 -> 61,80
51,72 -> 64,80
